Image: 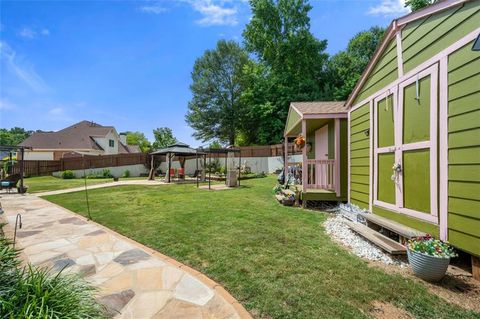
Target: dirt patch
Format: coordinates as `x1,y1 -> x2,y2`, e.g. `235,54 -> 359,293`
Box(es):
370,301 -> 414,319
369,260 -> 480,313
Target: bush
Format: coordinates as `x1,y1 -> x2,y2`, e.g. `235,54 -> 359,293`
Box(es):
0,227 -> 106,318
123,170 -> 131,178
87,169 -> 113,179
61,170 -> 75,179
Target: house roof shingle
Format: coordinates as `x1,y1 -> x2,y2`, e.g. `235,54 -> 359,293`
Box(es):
290,101 -> 347,115
19,120 -> 140,154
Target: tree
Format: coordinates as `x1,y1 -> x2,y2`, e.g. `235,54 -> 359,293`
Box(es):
125,131 -> 151,152
241,0 -> 329,144
0,127 -> 33,146
186,40 -> 250,145
152,127 -> 177,150
405,0 -> 437,11
326,26 -> 385,100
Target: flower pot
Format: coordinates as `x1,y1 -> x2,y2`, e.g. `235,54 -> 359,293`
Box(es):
407,249 -> 450,282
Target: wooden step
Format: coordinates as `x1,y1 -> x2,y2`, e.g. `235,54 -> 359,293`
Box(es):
359,213 -> 426,239
345,220 -> 407,255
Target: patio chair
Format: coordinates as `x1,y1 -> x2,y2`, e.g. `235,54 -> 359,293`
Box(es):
0,174 -> 21,193
178,168 -> 185,180
169,168 -> 176,181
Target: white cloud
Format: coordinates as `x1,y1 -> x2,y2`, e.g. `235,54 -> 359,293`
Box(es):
191,0 -> 238,26
18,27 -> 36,39
17,26 -> 50,39
368,0 -> 410,16
139,4 -> 167,14
0,41 -> 50,93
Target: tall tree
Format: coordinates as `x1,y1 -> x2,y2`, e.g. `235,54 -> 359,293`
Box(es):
125,131 -> 151,152
152,127 -> 177,150
241,0 -> 329,144
186,40 -> 249,145
0,127 -> 33,146
405,0 -> 437,11
326,26 -> 385,100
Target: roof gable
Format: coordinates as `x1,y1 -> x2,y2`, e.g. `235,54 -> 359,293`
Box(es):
346,0 -> 472,107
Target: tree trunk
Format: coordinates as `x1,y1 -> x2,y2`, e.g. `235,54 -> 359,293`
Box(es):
148,155 -> 155,180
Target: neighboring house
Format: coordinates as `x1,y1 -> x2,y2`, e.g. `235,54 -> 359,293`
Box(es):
283,101 -> 348,202
345,0 -> 479,258
19,121 -> 141,160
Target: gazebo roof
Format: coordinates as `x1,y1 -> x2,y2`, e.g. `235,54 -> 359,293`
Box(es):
150,142 -> 205,156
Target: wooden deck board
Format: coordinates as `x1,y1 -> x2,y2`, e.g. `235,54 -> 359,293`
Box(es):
345,220 -> 407,255
360,213 -> 427,238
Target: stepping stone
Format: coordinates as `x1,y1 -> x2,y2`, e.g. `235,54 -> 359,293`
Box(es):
16,230 -> 42,238
86,230 -> 106,236
114,249 -> 150,265
174,274 -> 214,306
53,258 -> 76,271
58,217 -> 87,225
99,289 -> 135,317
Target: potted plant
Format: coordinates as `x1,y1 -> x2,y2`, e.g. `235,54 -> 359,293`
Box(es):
407,235 -> 457,282
281,193 -> 295,206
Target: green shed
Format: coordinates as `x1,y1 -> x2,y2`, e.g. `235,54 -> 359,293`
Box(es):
346,0 -> 480,269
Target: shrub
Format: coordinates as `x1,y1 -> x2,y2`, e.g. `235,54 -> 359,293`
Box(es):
123,170 -> 131,178
87,169 -> 113,179
61,170 -> 75,179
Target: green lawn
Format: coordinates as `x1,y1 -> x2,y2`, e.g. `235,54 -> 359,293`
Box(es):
24,176 -> 143,193
44,176 -> 479,319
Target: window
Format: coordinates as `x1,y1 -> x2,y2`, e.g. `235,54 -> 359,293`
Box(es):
109,139 -> 114,147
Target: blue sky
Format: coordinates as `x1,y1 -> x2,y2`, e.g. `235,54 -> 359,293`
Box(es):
0,0 -> 410,147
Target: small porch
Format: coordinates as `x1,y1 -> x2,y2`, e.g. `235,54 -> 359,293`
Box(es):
283,102 -> 348,202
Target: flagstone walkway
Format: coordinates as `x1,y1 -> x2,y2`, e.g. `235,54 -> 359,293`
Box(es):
33,179 -> 166,197
1,194 -> 251,319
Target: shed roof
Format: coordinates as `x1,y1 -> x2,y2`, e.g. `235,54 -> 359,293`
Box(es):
290,101 -> 347,115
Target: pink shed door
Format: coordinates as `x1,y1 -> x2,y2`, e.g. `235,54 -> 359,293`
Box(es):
315,125 -> 329,187
315,125 -> 329,160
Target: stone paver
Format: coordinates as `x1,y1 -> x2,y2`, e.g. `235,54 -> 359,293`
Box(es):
33,179 -> 166,197
1,194 -> 251,319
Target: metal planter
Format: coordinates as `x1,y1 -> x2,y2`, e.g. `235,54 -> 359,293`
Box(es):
407,249 -> 450,282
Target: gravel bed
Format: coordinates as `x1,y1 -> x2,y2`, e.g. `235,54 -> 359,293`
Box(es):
325,214 -> 408,267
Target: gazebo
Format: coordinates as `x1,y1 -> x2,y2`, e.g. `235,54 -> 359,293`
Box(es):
201,147 -> 241,189
150,142 -> 206,183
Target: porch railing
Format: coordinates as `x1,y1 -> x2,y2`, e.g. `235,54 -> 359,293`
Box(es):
306,159 -> 335,190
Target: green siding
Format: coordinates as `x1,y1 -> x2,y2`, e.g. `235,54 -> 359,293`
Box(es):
349,103 -> 370,209
354,38 -> 398,104
403,149 -> 430,214
372,206 -> 439,236
447,41 -> 480,256
377,153 -> 395,204
285,107 -> 301,135
402,1 -> 480,73
377,95 -> 395,148
403,76 -> 431,144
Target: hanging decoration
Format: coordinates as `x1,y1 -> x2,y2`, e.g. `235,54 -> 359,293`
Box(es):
294,134 -> 306,149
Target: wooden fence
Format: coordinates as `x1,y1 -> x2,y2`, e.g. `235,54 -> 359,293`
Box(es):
10,144 -> 299,177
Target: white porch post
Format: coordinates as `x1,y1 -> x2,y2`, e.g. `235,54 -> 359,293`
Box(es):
334,118 -> 341,196
302,120 -> 307,189
284,136 -> 288,185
